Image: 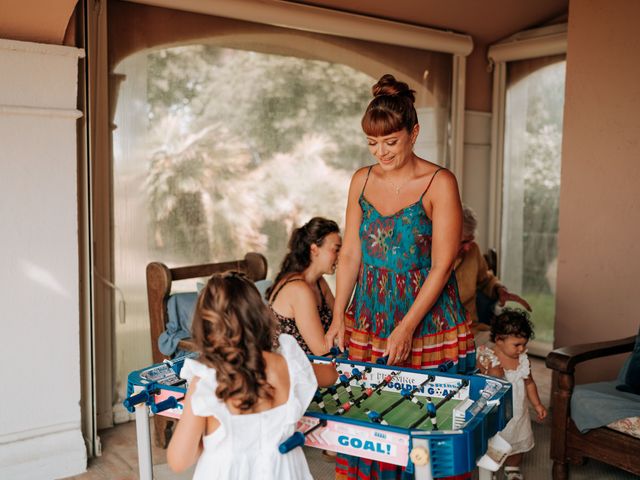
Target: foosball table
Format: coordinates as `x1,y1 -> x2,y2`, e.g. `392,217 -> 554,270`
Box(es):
125,353 -> 513,480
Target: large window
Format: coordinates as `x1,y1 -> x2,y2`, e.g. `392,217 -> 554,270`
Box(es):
501,58 -> 565,348
108,3 -> 454,405
115,46 -> 374,269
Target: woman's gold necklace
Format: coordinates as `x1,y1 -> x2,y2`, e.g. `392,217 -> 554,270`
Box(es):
386,176 -> 412,195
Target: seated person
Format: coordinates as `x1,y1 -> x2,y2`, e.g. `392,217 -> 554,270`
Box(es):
454,206 -> 531,342
267,217 -> 342,356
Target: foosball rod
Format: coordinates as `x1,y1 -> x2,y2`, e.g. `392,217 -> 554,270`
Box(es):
123,383 -> 162,413
278,419 -> 328,453
408,379 -> 470,430
337,370 -> 400,415
311,365 -> 374,413
313,383 -> 346,412
314,365 -> 372,409
150,395 -> 185,414
313,347 -> 342,408
337,374 -> 355,399
335,364 -> 373,399
366,375 -> 435,425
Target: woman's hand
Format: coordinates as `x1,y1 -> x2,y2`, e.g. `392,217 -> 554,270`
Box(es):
325,313 -> 345,352
383,322 -> 414,365
497,287 -> 532,311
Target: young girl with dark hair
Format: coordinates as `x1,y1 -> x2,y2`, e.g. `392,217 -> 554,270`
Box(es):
477,309 -> 547,480
167,272 -> 337,479
267,216 -> 341,355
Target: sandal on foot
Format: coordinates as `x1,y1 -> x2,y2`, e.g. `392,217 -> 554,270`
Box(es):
504,467 -> 523,480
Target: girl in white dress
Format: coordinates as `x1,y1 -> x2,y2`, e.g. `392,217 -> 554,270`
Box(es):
476,309 -> 547,480
167,272 -> 338,480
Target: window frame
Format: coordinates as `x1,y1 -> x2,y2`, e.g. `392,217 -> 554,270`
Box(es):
487,24 -> 567,355
487,23 -> 567,249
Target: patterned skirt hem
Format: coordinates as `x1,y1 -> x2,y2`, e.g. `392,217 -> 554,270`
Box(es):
345,323 -> 476,372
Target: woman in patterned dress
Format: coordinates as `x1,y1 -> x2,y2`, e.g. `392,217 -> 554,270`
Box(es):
267,217 -> 342,356
325,74 -> 475,480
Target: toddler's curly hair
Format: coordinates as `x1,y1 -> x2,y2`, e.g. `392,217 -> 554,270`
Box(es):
490,308 -> 535,343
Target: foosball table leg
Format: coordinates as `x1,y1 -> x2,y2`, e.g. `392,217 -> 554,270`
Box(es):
478,467 -> 494,480
410,437 -> 434,480
135,402 -> 154,480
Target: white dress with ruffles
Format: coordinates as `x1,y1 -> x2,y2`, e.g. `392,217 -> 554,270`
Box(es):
179,334 -> 318,480
477,345 -> 534,454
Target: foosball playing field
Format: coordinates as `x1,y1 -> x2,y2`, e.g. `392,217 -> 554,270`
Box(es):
306,376 -> 463,431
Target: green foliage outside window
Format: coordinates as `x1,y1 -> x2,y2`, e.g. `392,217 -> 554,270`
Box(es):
143,45 -> 374,268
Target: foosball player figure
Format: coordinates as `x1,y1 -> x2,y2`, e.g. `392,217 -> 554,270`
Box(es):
337,373 -> 356,399
425,398 -> 438,430
313,390 -> 329,414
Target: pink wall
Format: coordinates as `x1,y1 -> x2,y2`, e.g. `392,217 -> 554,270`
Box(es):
556,0 -> 640,380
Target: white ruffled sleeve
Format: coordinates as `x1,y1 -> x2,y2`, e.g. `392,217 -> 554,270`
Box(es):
515,352 -> 531,380
278,334 -> 319,423
180,358 -> 227,420
477,344 -> 500,369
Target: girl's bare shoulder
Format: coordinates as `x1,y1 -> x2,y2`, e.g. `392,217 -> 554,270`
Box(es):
263,351 -> 291,396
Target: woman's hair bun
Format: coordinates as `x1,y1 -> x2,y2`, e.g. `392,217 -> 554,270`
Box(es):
372,74 -> 415,103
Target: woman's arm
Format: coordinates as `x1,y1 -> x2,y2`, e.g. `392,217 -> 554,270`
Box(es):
496,286 -> 532,311
325,169 -> 365,351
167,378 -> 208,472
474,245 -> 532,311
384,169 -> 462,365
288,282 -> 332,356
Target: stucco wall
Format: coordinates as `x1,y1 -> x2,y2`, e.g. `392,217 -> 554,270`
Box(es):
556,0 -> 640,380
0,39 -> 86,479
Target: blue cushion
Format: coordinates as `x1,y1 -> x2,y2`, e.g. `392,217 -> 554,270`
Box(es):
616,328 -> 640,395
158,292 -> 197,357
572,380 -> 640,432
159,279 -> 273,357
254,279 -> 273,300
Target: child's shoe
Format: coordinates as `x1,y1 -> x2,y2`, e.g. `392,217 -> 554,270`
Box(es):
321,449 -> 337,462
503,466 -> 523,480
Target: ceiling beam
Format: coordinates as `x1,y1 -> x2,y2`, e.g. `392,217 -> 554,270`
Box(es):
125,0 -> 473,55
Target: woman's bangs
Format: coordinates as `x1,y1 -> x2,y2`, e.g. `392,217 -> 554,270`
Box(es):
361,110 -> 402,137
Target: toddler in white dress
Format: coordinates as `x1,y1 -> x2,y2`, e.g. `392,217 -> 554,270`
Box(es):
167,272 -> 338,480
476,309 -> 547,480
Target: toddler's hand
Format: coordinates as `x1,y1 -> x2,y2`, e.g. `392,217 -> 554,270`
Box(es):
534,403 -> 547,422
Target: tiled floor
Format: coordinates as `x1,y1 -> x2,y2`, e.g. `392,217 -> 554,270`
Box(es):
64,421 -> 168,480
66,357 -> 554,480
